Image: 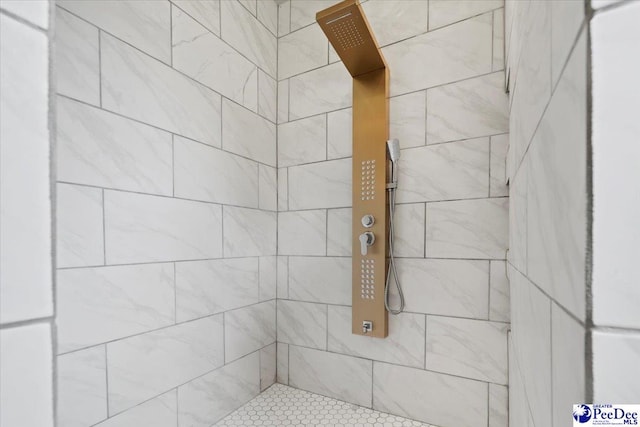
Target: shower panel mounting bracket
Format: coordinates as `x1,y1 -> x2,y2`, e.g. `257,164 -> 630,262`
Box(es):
317,0 -> 389,338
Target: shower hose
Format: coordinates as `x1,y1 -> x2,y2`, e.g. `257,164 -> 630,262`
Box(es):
384,176 -> 405,315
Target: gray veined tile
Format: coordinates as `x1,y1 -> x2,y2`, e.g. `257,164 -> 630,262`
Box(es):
489,383 -> 509,427
276,256 -> 289,300
276,342 -> 289,384
490,134 -> 509,197
56,263 -> 175,354
278,0 -> 291,37
395,138 -> 490,204
327,108 -> 352,160
290,0 -> 336,32
373,362 -> 487,427
289,62 -> 352,120
0,15 -> 52,324
277,300 -> 327,350
0,324 -> 53,427
257,0 -> 278,36
288,158 -> 351,210
258,70 -> 277,123
222,99 -> 277,167
277,168 -> 288,211
288,257 -> 351,306
426,198 -> 508,259
100,33 -> 222,147
426,316 -> 508,384
238,0 -> 257,16
174,135 -> 259,208
0,0 -> 49,29
259,165 -> 278,212
94,390 -> 176,427
223,207 -> 277,257
56,183 -> 104,269
328,306 -> 425,369
57,97 -> 173,195
383,14 -> 492,96
172,6 -> 258,112
278,210 -> 326,256
289,346 -> 372,408
107,315 -> 224,414
278,24 -> 328,80
277,80 -> 290,124
509,156 -> 528,274
172,0 -> 220,36
225,301 -> 276,362
490,260 -> 510,322
550,0 -> 584,86
58,0 -> 171,63
362,0 -> 429,47
390,91 -> 426,149
493,8 -> 505,72
426,72 -> 509,144
175,258 -> 259,323
56,7 -> 100,105
392,203 -> 425,258
57,346 -> 107,427
104,191 -> 222,264
278,114 -> 327,167
392,259 -> 489,319
220,0 -> 277,77
178,352 -> 260,427
259,256 -> 277,302
429,0 -> 503,30
327,208 -> 352,256
260,343 -> 277,391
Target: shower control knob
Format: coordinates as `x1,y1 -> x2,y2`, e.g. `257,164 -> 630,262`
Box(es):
361,214 -> 375,228
359,232 -> 375,256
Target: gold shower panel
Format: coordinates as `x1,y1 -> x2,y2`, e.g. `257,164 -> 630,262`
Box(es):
317,0 -> 389,338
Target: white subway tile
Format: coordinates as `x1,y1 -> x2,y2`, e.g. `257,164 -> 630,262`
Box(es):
56,7 -> 100,105
278,210 -> 326,256
278,115 -> 327,167
172,7 -> 258,111
223,207 -> 277,257
277,256 -> 289,299
288,158 -> 351,210
178,352 -> 260,427
259,165 -> 277,212
175,258 -> 259,322
95,390 -> 176,427
172,0 -> 220,36
493,8 -> 505,71
426,198 -> 508,259
328,306 -> 425,369
57,263 -> 174,354
390,92 -> 426,149
289,257 -> 351,305
289,62 -> 351,120
260,343 -> 277,391
278,1 -> 291,36
277,300 -> 327,350
290,346 -> 372,407
225,301 -> 276,362
290,1 -> 335,32
107,315 -> 224,414
362,0 -> 429,46
174,135 -> 258,207
327,208 -> 351,256
277,342 -> 289,384
396,139 -> 490,203
551,0 -> 584,86
57,97 -> 173,195
392,203 -> 425,258
426,316 -> 508,384
258,70 -> 277,122
384,14 -> 492,96
429,0 -> 502,30
257,0 -> 278,35
426,72 -> 508,144
0,323 -> 53,427
277,167 -> 288,211
490,134 -> 509,197
489,384 -> 509,427
373,362 -> 487,427
327,108 -> 352,159
1,0 -> 49,28
101,33 -> 221,147
489,261 -> 510,322
220,0 -> 276,77
0,15 -> 52,324
57,184 -> 104,269
222,99 -> 276,166
58,346 -> 107,427
278,24 -> 328,80
259,256 -> 277,301
104,191 -> 222,264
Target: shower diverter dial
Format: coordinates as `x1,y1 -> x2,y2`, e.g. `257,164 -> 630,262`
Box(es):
361,214 -> 375,228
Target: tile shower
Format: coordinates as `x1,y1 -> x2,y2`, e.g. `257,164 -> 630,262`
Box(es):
1,0 -> 639,427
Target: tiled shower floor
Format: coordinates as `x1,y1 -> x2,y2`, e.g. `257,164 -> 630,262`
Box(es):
214,383 -> 437,427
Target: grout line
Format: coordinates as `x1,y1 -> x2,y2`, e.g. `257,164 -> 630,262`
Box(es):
173,263 -> 177,324
488,261 -> 492,321
0,8 -> 48,32
102,189 -> 107,265
104,345 -> 110,416
488,137 -> 493,197
0,316 -> 55,330
98,29 -> 103,107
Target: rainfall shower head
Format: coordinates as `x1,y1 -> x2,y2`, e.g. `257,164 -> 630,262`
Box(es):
387,139 -> 400,163
316,0 -> 386,77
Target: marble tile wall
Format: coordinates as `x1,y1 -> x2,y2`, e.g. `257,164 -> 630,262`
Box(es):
276,2 -> 509,426
54,1 -> 277,425
505,0 -> 591,426
0,2 -> 55,427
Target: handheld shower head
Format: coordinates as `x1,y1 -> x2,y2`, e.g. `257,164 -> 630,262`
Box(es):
387,139 -> 400,162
